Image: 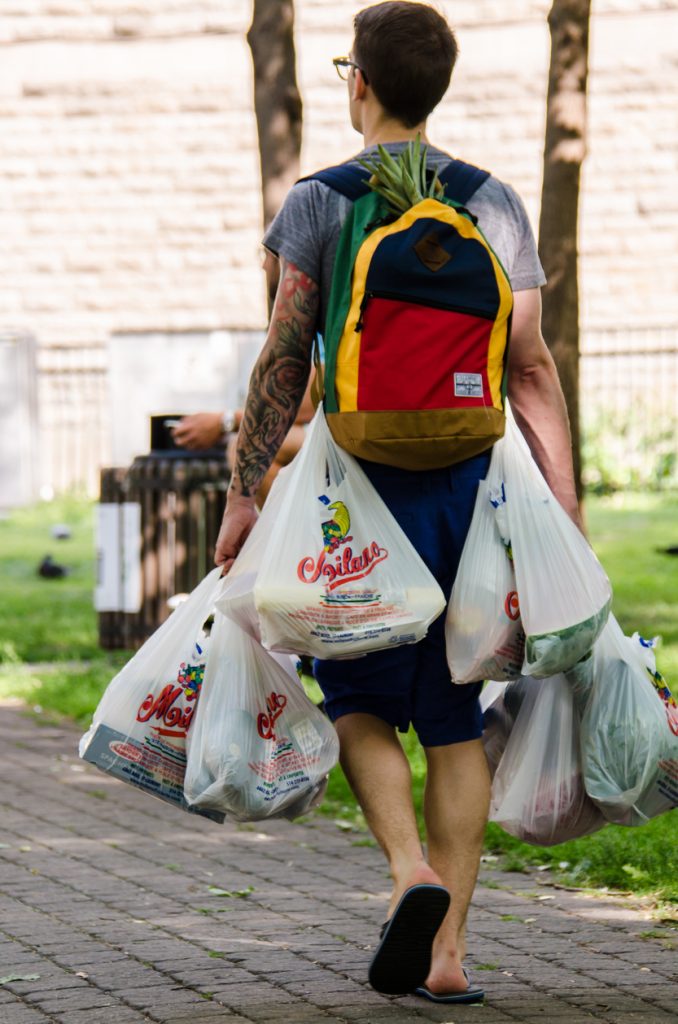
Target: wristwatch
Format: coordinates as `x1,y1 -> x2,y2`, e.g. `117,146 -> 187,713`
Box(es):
222,409 -> 237,435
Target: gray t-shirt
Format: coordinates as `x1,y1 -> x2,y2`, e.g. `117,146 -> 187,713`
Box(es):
263,143 -> 545,332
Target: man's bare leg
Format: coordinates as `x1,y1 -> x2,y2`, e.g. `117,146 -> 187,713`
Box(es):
335,713 -> 444,916
422,738 -> 491,993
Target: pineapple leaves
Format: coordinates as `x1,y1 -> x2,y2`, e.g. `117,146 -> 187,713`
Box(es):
356,134 -> 445,216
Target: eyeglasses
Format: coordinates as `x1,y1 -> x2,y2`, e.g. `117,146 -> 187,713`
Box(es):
332,56 -> 369,84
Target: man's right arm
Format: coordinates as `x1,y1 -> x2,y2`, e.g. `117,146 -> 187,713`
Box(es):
506,286 -> 583,530
263,248 -> 317,425
214,257 -> 320,569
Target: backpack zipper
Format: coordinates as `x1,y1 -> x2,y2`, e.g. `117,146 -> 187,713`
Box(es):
355,292 -> 373,331
355,289 -> 494,332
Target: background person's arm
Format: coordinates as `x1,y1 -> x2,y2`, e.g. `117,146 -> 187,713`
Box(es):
214,258 -> 319,569
506,287 -> 582,529
172,411 -> 240,450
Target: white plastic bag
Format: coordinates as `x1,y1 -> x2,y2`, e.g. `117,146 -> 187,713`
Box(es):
446,471 -> 525,683
574,615 -> 678,826
79,568 -> 225,821
219,408 -> 446,659
214,464 -> 293,641
487,674 -> 606,846
493,415 -> 612,677
480,680 -> 510,777
184,613 -> 339,821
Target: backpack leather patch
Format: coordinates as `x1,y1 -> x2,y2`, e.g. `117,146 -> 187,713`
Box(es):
414,230 -> 452,272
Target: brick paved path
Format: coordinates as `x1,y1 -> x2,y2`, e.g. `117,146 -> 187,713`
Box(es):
0,705 -> 676,1024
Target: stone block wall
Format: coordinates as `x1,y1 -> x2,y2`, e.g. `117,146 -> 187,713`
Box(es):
2,0 -> 676,344
1,8 -> 261,346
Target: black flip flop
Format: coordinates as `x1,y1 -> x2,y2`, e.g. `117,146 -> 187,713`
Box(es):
368,883 -> 450,995
414,968 -> 485,1004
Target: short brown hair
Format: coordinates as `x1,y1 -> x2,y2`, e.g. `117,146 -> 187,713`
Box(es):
353,2 -> 458,128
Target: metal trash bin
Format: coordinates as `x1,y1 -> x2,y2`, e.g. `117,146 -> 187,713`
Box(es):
96,415 -> 229,650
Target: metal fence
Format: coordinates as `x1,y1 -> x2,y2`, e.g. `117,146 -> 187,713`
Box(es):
37,344 -> 110,498
579,326 -> 678,488
97,457 -> 228,650
0,331 -> 39,509
580,326 -> 678,427
31,326 -> 678,497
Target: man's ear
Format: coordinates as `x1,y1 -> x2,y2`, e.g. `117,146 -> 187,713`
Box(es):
352,68 -> 368,101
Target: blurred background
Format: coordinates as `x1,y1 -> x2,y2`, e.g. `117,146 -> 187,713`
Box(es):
1,0 -> 676,506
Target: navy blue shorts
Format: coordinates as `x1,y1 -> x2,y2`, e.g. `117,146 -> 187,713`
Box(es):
313,450 -> 490,747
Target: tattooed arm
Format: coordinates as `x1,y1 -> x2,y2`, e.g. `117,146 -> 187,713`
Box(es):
214,258 -> 320,569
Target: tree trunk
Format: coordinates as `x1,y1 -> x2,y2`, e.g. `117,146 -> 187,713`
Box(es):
538,0 -> 592,502
247,0 -> 303,234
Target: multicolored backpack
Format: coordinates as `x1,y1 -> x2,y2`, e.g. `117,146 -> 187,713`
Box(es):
307,158 -> 514,470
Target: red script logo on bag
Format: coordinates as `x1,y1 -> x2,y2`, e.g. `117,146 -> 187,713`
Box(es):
297,494 -> 388,590
257,691 -> 288,742
504,591 -> 520,621
136,654 -> 205,740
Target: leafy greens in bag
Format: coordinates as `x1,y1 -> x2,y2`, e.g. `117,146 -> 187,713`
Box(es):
491,414 -> 612,677
572,616 -> 678,825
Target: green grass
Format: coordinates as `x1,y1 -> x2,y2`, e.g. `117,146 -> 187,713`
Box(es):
0,494 -> 132,723
585,492 -> 678,680
1,657 -> 129,724
0,494 -> 107,663
483,815 -> 678,906
0,492 -> 676,905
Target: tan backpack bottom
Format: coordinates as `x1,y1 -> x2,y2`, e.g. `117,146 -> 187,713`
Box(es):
326,407 -> 505,470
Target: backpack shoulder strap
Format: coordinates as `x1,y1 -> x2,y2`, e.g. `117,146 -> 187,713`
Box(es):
438,159 -> 490,205
298,164 -> 372,202
300,157 -> 490,205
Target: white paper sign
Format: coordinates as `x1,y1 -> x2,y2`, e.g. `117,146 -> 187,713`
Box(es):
95,502 -> 142,613
121,502 -> 142,613
95,503 -> 121,612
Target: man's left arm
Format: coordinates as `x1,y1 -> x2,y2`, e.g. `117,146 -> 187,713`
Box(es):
506,286 -> 582,529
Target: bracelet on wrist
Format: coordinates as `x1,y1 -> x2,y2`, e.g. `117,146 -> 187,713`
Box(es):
222,410 -> 237,434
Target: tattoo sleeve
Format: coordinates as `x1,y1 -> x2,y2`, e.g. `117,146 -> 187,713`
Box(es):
230,258 -> 319,498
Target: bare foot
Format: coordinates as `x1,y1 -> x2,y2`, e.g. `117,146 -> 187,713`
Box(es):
424,944 -> 469,995
387,861 -> 445,919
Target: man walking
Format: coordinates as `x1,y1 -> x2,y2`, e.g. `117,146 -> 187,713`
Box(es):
215,1 -> 580,1004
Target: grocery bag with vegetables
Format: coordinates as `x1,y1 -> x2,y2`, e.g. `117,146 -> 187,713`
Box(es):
491,415 -> 612,677
569,615 -> 678,825
483,675 -> 606,846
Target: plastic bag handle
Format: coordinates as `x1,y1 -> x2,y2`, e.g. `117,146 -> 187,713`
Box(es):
311,335 -> 325,407
324,422 -> 348,488
293,405 -> 347,490
125,566 -> 224,666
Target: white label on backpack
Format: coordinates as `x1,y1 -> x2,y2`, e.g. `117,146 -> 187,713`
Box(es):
454,372 -> 483,398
